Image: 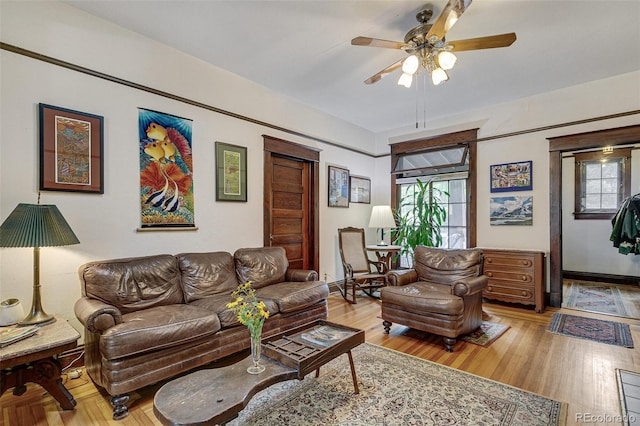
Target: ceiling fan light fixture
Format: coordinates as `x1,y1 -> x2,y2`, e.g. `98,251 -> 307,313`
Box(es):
397,72 -> 413,88
402,55 -> 420,75
431,68 -> 448,85
437,51 -> 457,70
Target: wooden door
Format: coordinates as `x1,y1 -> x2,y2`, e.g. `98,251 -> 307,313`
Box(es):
263,136 -> 320,271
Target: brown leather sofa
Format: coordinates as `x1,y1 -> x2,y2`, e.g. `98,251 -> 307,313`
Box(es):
74,247 -> 328,420
381,246 -> 487,352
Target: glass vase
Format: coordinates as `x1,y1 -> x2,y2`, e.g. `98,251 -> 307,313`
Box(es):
247,325 -> 265,374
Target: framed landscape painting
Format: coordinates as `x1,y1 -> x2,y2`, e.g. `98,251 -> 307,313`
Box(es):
490,196 -> 533,226
39,103 -> 104,193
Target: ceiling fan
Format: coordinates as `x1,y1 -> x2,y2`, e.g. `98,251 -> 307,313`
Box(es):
352,0 -> 516,88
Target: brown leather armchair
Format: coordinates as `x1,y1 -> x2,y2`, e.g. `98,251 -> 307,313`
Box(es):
381,246 -> 487,352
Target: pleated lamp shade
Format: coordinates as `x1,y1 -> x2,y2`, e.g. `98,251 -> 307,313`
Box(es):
0,203 -> 79,248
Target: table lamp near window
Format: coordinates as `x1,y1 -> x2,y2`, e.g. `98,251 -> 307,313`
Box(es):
0,203 -> 79,325
368,205 -> 396,246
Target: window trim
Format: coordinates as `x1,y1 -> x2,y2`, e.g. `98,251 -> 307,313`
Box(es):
390,128 -> 478,248
573,148 -> 631,220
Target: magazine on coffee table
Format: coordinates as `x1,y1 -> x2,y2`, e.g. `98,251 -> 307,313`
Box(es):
300,325 -> 353,347
0,325 -> 38,348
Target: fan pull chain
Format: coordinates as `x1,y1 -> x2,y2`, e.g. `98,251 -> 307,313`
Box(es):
423,72 -> 427,128
415,73 -> 419,129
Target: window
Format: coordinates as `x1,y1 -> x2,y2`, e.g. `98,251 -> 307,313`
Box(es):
390,129 -> 478,264
396,177 -> 468,268
574,148 -> 631,219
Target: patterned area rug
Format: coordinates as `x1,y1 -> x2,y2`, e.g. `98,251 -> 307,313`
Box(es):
461,321 -> 510,347
563,281 -> 633,318
230,343 -> 567,425
548,313 -> 634,348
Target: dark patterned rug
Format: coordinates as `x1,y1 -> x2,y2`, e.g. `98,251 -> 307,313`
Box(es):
230,343 -> 567,425
548,313 -> 634,348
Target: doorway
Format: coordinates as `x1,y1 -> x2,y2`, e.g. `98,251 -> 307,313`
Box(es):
263,135 -> 320,271
548,124 -> 640,307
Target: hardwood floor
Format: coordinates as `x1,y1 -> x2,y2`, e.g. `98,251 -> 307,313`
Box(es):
2,293 -> 638,425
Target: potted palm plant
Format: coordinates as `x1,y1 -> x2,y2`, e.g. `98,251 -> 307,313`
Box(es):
392,179 -> 448,265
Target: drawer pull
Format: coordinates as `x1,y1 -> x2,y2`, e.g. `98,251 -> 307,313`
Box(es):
521,276 -> 527,281
522,291 -> 527,296
486,272 -> 493,277
487,286 -> 493,292
486,258 -> 493,263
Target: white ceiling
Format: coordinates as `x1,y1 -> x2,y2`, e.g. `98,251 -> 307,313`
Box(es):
64,0 -> 640,134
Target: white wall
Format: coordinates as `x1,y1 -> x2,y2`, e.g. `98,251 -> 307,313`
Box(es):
0,1 -> 378,335
562,151 -> 640,276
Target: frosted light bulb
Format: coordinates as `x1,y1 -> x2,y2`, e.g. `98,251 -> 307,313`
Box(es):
397,72 -> 413,88
431,68 -> 448,85
402,55 -> 419,75
438,51 -> 457,70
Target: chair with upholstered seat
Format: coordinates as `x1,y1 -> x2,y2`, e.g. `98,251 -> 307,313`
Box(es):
381,246 -> 487,352
337,227 -> 387,304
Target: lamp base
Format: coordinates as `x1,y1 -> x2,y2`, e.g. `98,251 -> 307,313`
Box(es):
20,311 -> 55,326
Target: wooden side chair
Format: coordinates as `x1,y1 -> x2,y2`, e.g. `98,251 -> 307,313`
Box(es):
337,227 -> 387,304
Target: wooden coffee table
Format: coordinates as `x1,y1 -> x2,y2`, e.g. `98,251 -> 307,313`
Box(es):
153,320 -> 364,425
0,316 -> 80,410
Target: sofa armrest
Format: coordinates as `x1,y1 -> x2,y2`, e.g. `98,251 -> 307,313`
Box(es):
74,297 -> 123,334
452,275 -> 488,297
386,269 -> 418,287
285,269 -> 318,282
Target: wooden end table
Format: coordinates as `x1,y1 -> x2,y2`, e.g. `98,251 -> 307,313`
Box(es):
153,321 -> 364,425
0,316 -> 80,410
366,244 -> 401,272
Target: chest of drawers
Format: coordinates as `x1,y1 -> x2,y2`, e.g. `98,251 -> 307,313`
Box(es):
480,249 -> 545,313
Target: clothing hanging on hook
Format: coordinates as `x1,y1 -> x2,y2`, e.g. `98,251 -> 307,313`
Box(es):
610,193 -> 640,255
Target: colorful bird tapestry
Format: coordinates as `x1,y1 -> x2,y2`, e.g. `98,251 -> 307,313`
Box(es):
138,108 -> 194,228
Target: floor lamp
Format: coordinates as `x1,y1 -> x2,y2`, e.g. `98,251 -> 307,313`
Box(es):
0,203 -> 80,325
369,205 -> 396,246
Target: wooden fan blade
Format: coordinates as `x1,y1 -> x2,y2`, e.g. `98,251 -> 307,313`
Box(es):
448,33 -> 516,51
426,0 -> 473,41
352,36 -> 408,50
364,59 -> 404,84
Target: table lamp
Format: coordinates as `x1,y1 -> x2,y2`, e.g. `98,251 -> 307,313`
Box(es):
368,205 -> 396,246
0,203 -> 80,325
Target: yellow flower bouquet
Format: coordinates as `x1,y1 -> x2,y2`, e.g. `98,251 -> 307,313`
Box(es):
226,281 -> 270,333
226,281 -> 270,374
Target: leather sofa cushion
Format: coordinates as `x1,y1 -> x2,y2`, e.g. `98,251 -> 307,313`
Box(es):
255,281 -> 330,313
414,247 -> 482,286
381,283 -> 463,316
100,304 -> 220,360
177,252 -> 239,302
234,247 -> 288,289
190,293 -> 279,328
79,255 -> 183,314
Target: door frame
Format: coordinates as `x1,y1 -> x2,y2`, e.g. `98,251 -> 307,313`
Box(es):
263,135 -> 320,272
547,124 -> 640,307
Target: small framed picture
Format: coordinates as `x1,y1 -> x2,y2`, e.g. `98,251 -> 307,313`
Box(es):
215,142 -> 247,202
490,160 -> 532,193
39,103 -> 104,193
328,165 -> 349,207
349,175 -> 371,204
